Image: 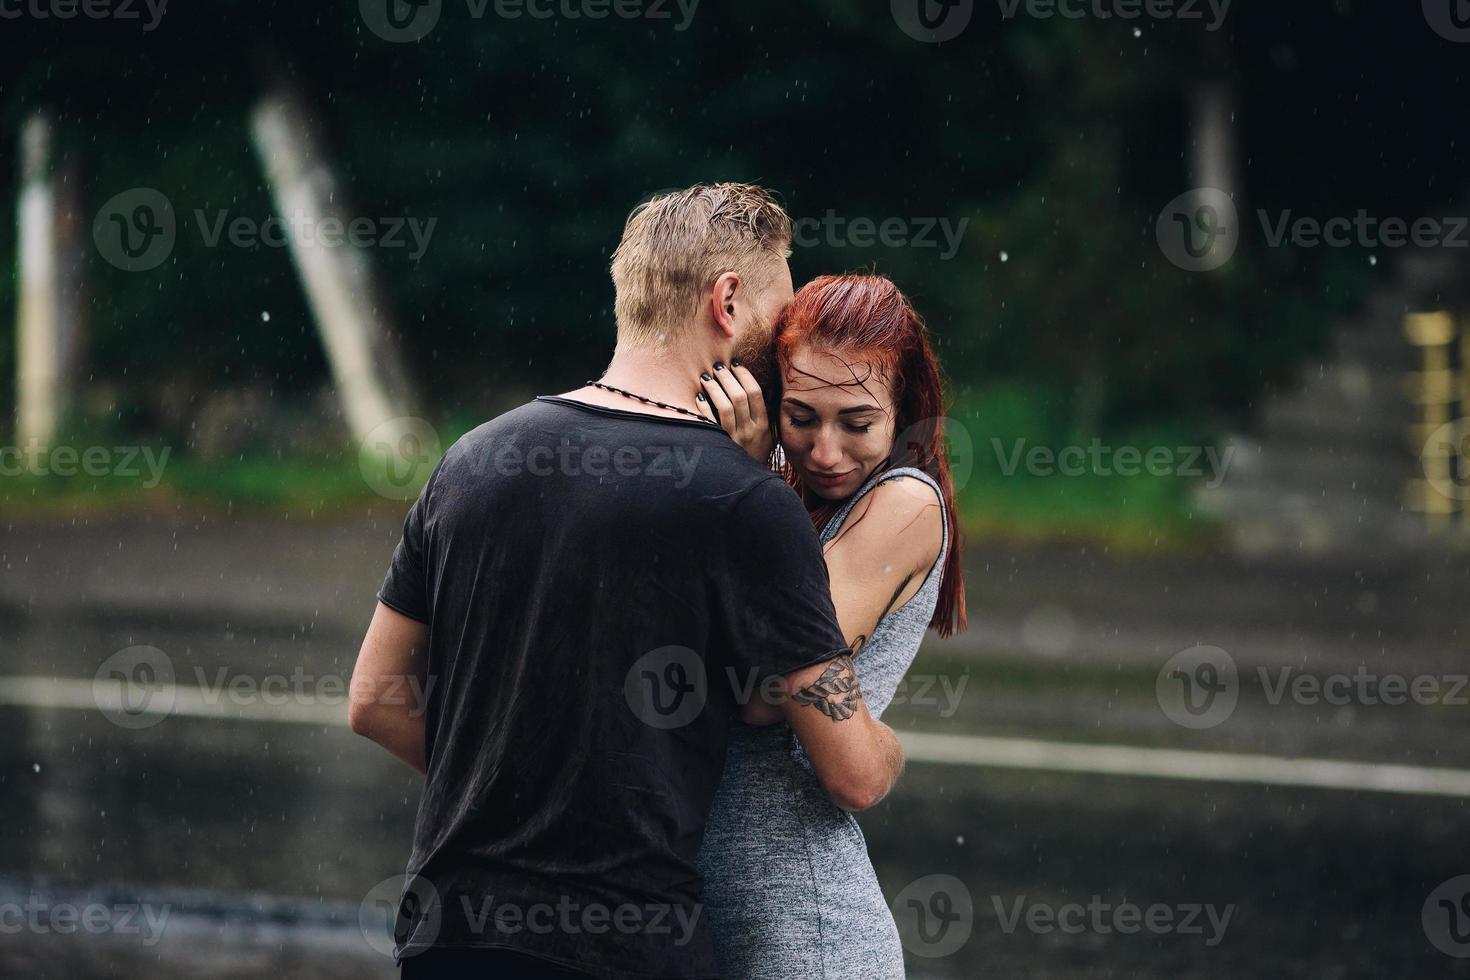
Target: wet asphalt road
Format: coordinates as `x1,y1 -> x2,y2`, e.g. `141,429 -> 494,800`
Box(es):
3,697 -> 1469,978
2,513 -> 1469,978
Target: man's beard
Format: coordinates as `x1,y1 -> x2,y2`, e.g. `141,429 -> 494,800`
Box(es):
732,313 -> 782,420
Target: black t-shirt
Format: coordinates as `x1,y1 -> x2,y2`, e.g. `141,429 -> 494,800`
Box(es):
376,395 -> 851,979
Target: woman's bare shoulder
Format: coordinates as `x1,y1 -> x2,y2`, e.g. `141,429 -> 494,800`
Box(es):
839,474 -> 944,576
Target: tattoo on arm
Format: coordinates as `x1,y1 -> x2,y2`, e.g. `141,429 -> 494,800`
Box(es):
792,654 -> 864,722
881,574 -> 915,622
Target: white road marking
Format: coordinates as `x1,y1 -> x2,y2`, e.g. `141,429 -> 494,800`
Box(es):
4,676 -> 1470,798
899,730 -> 1470,799
0,676 -> 348,726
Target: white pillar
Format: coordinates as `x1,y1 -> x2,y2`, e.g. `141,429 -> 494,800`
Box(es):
1190,81 -> 1238,199
15,113 -> 61,448
249,92 -> 420,449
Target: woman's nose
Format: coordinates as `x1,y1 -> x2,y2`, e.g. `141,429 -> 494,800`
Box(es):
810,430 -> 843,469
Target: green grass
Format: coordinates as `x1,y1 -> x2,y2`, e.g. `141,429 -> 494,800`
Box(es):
910,647 -> 1164,699
946,383 -> 1225,553
0,450 -> 390,519
2,391 -> 1225,549
956,467 -> 1219,552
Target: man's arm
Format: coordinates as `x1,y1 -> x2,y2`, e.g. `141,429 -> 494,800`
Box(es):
739,477 -> 943,808
765,653 -> 904,813
349,601 -> 431,774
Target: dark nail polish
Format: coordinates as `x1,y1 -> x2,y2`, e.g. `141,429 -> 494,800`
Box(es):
700,372 -> 713,382
714,362 -> 726,371
696,392 -> 706,401
731,358 -> 741,367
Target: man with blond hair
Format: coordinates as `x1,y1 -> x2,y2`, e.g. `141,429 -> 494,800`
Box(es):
351,183 -> 904,979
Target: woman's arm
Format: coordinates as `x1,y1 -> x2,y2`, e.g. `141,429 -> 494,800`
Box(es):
740,476 -> 944,726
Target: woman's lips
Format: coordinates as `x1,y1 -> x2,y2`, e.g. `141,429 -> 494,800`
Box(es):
808,470 -> 853,486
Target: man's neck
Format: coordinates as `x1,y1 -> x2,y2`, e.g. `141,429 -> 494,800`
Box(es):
559,345 -> 722,422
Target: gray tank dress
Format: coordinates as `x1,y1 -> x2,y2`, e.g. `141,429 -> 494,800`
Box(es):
694,466 -> 951,979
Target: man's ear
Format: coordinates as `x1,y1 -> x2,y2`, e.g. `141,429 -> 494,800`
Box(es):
711,272 -> 741,337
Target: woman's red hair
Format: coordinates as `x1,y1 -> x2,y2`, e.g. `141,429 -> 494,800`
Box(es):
773,274 -> 968,638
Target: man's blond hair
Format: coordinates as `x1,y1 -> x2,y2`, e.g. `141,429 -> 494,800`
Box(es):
610,183 -> 793,347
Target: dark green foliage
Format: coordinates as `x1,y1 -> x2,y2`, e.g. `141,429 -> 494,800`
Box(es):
0,2 -> 1455,441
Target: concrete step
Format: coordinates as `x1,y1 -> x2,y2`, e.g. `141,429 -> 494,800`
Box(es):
1196,479 -> 1463,557
1261,399 -> 1413,452
1332,326 -> 1420,366
1249,445 -> 1418,497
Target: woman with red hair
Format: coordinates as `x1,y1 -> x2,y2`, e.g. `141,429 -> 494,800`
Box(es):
692,273 -> 968,977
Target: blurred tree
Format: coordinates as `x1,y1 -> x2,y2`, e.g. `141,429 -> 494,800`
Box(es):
0,0 -> 1454,446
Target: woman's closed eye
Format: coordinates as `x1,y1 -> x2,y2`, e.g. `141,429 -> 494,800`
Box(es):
786,414 -> 873,434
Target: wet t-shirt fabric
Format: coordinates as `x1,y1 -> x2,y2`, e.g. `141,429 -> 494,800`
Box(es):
376,394 -> 850,979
